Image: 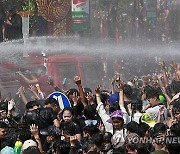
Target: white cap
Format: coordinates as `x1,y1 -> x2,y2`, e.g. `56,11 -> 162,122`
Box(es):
22,139 -> 37,151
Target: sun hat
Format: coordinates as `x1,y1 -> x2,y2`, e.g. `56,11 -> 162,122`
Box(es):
107,110 -> 124,123
22,139 -> 37,151
141,113 -> 156,127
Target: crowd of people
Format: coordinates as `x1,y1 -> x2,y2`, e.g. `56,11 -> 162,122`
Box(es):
0,60 -> 179,154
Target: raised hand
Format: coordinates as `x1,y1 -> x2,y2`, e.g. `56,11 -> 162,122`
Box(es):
72,92 -> 79,105
74,76 -> 81,85
95,85 -> 101,94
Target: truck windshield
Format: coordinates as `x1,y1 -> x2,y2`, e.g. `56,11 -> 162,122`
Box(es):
59,63 -> 77,89
82,62 -> 100,88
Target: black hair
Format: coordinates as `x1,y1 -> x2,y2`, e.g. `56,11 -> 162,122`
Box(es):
83,125 -> 100,138
126,121 -> 139,134
0,121 -> 8,128
103,132 -> 113,142
67,88 -> 79,98
84,105 -> 96,120
1,128 -> 17,149
84,87 -> 92,97
153,123 -> 167,138
80,138 -> 94,153
17,128 -> 31,143
109,102 -> 120,114
92,133 -> 103,147
62,107 -> 75,117
172,99 -> 180,113
138,123 -> 150,137
47,125 -> 61,138
72,99 -> 84,117
25,101 -> 40,110
62,121 -> 79,136
23,148 -> 41,154
124,84 -> 133,99
131,98 -> 143,113
170,123 -> 180,136
146,88 -> 159,99
53,139 -> 70,154
170,80 -> 180,94
44,97 -> 58,106
165,135 -> 180,154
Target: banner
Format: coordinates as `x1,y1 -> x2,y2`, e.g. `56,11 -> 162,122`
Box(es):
71,0 -> 90,31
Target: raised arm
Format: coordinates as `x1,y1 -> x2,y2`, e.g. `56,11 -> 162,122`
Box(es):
160,61 -> 169,87
17,71 -> 38,85
74,76 -> 87,107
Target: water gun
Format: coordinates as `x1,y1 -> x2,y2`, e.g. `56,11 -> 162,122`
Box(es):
36,84 -> 44,99
14,141 -> 23,154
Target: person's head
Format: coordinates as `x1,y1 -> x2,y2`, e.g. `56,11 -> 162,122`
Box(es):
132,98 -> 143,113
62,107 -> 74,122
92,133 -> 103,149
21,139 -> 38,153
126,121 -> 139,134
170,80 -> 180,95
102,132 -> 112,152
153,123 -> 167,138
53,139 -> 70,154
22,148 -> 41,154
0,121 -> 8,139
138,122 -> 150,137
80,138 -> 97,154
84,105 -> 96,120
170,123 -> 180,136
124,84 -> 133,99
5,6 -> 15,16
107,110 -> 124,131
83,125 -> 100,139
146,88 -> 159,106
172,99 -> 180,122
44,98 -> 60,114
165,135 -> 180,154
25,101 -> 40,112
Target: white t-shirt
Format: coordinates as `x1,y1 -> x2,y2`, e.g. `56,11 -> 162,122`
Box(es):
146,105 -> 167,122
132,112 -> 142,123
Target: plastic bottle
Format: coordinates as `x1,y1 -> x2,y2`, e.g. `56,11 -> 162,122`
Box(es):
14,141 -> 23,154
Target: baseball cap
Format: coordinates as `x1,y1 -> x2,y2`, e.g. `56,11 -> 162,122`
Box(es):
22,139 -> 37,151
107,110 -> 124,123
107,93 -> 119,103
141,113 -> 156,127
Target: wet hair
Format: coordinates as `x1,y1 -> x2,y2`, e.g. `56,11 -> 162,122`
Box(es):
146,88 -> 159,99
84,105 -> 96,120
126,121 -> 139,134
67,88 -> 79,98
44,97 -> 58,106
23,148 -> 41,154
17,128 -> 31,143
25,101 -> 40,110
62,107 -> 75,117
170,123 -> 180,136
131,98 -> 142,112
62,121 -> 78,136
72,100 -> 84,117
170,80 -> 180,94
172,99 -> 180,113
103,132 -> 113,142
1,128 -> 17,149
80,138 -> 94,153
53,139 -> 70,154
138,123 -> 150,137
83,125 -> 100,138
123,84 -> 133,99
153,123 -> 167,138
84,87 -> 92,97
92,133 -> 103,147
109,102 -> 120,114
0,121 -> 8,128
